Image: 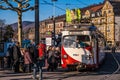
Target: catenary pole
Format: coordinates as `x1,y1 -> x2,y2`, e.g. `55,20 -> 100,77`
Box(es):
34,0 -> 43,80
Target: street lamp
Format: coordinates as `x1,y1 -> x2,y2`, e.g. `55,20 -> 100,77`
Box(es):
51,0 -> 57,46
35,0 -> 39,45
32,0 -> 41,80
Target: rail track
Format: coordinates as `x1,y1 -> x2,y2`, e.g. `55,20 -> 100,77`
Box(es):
99,52 -> 120,80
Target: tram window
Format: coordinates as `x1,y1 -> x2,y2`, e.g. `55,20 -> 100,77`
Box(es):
77,35 -> 90,42
63,35 -> 90,48
63,36 -> 76,48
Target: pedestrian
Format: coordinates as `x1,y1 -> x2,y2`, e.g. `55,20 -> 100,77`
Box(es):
6,45 -> 13,68
12,42 -> 22,73
28,41 -> 36,64
112,45 -> 116,53
46,46 -> 52,68
54,47 -> 61,69
46,46 -> 52,59
22,48 -> 32,73
29,41 -> 38,79
47,46 -> 56,71
38,41 -> 46,60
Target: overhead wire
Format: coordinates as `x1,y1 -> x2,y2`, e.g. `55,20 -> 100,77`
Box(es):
76,0 -> 88,6
41,0 -> 89,12
41,0 -> 66,12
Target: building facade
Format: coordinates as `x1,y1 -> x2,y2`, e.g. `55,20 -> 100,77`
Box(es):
28,0 -> 120,46
73,0 -> 120,45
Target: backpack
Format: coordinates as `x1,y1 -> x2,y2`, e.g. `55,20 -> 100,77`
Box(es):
29,45 -> 34,53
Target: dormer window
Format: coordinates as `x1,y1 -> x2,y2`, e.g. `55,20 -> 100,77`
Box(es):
91,13 -> 95,17
97,12 -> 101,16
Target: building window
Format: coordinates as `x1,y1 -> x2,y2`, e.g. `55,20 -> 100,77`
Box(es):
48,25 -> 50,28
108,10 -> 111,13
82,15 -> 86,18
97,12 -> 100,16
107,26 -> 110,32
91,13 -> 95,17
98,19 -> 100,24
60,23 -> 62,27
103,11 -> 107,16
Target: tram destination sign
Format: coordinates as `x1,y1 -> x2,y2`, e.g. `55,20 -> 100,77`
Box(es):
69,31 -> 90,35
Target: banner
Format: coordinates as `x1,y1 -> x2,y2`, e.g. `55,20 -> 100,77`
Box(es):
66,8 -> 72,23
76,8 -> 81,22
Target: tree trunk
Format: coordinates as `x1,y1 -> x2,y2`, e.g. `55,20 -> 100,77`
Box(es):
18,13 -> 22,47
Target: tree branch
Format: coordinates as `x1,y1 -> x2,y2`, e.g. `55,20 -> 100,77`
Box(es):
4,0 -> 15,9
12,0 -> 21,4
0,5 -> 14,10
22,6 -> 34,12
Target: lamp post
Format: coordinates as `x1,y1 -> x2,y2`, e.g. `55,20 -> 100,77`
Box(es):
33,0 -> 41,80
35,0 -> 39,45
52,0 -> 57,46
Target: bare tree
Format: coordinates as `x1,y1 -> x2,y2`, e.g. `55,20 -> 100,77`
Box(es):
0,0 -> 34,46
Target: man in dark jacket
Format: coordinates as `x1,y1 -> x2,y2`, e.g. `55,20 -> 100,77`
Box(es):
12,42 -> 22,73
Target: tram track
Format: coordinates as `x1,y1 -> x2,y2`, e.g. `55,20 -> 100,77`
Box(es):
52,52 -> 120,80
43,52 -> 120,80
99,52 -> 120,80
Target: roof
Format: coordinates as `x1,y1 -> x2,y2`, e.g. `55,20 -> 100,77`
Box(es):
89,4 -> 104,12
81,3 -> 104,14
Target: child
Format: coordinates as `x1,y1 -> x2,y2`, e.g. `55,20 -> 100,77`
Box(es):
23,48 -> 32,73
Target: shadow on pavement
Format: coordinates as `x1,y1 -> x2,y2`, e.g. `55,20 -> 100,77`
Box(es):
0,53 -> 120,80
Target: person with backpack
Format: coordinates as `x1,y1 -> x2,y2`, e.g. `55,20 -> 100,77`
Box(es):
28,41 -> 38,64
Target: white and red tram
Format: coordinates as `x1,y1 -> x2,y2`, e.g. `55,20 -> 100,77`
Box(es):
61,25 -> 106,70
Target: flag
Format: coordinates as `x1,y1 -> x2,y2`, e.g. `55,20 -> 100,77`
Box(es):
76,9 -> 81,22
66,8 -> 72,23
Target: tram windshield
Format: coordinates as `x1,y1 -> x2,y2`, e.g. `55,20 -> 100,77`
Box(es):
63,35 -> 90,48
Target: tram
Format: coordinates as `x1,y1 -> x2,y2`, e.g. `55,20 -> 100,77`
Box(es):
0,42 -> 14,57
61,24 -> 106,70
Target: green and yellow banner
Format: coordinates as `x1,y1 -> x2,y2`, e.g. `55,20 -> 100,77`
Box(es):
66,8 -> 72,23
66,8 -> 81,23
75,8 -> 81,22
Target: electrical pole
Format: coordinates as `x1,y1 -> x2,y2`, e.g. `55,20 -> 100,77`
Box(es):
33,0 -> 42,80
35,0 -> 39,45
52,0 -> 57,46
35,0 -> 44,80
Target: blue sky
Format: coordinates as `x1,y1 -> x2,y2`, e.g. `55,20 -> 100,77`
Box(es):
0,0 -> 104,24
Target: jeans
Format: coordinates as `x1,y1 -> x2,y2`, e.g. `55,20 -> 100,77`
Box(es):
32,60 -> 44,80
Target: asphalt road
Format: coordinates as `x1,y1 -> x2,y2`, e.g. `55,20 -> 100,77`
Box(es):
0,52 -> 120,80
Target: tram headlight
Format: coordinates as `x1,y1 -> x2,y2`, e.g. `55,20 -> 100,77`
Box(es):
63,54 -> 68,58
83,54 -> 92,60
86,55 -> 92,60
